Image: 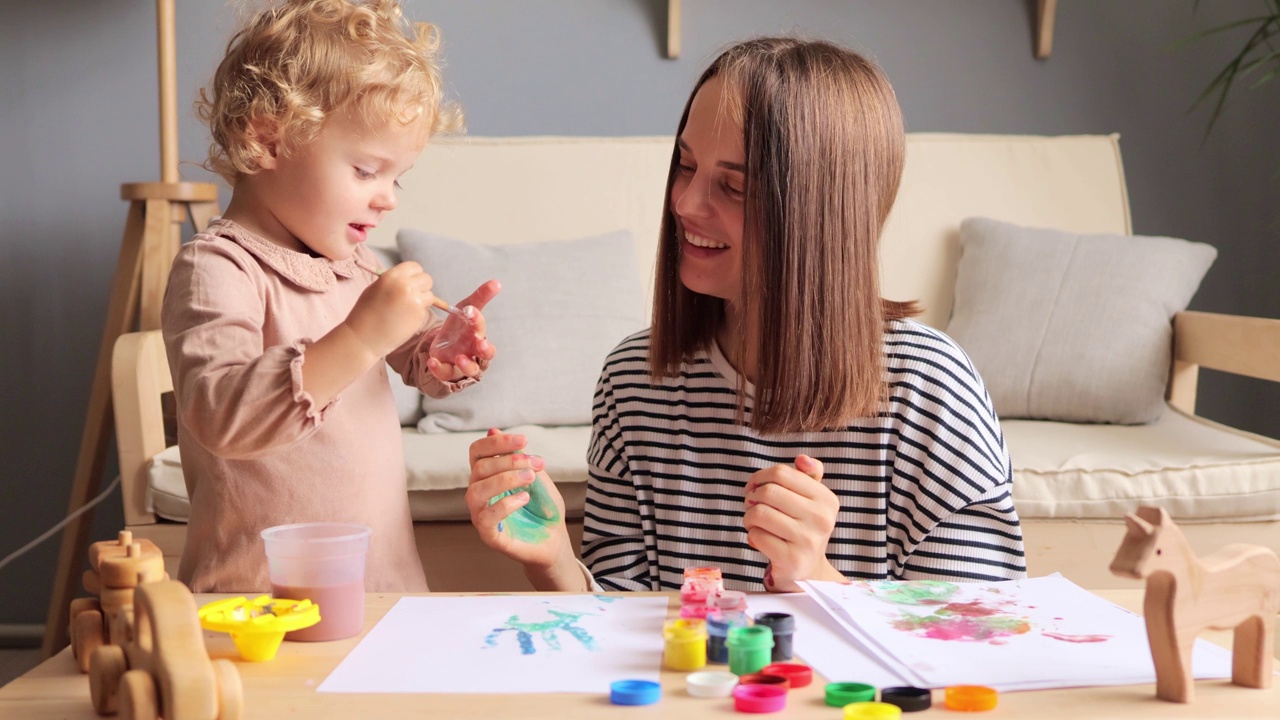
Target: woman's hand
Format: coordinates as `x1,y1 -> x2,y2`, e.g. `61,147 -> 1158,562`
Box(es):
427,280 -> 501,382
466,429 -> 575,572
344,261 -> 437,358
742,455 -> 846,591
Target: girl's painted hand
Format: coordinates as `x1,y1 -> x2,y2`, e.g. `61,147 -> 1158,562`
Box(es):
344,261 -> 436,358
465,429 -> 573,570
742,455 -> 845,592
428,280 -> 501,382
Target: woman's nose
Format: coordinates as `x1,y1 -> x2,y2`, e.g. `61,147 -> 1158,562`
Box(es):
673,176 -> 710,221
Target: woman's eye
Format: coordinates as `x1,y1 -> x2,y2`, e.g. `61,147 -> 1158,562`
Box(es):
722,181 -> 744,198
676,162 -> 695,175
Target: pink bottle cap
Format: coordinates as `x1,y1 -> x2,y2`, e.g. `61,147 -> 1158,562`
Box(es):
733,683 -> 787,713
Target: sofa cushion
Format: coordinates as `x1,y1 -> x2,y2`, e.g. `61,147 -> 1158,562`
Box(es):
144,425 -> 594,525
146,445 -> 189,522
946,217 -> 1216,424
1007,406 -> 1280,522
402,424 -> 591,522
397,229 -> 647,433
147,414 -> 1280,527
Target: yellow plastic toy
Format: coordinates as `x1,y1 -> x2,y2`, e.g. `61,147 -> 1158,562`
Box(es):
198,596 -> 321,662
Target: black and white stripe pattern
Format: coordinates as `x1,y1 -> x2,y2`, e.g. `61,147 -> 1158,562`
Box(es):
582,320 -> 1027,592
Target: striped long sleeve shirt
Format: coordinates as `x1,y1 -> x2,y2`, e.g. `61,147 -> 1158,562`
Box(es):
581,320 -> 1027,592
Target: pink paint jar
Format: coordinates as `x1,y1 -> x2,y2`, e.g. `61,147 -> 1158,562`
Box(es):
261,522 -> 370,642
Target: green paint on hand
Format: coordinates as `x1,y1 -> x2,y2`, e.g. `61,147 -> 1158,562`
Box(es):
489,475 -> 562,544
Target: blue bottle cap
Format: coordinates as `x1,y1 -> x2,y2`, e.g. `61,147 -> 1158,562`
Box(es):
610,679 -> 661,705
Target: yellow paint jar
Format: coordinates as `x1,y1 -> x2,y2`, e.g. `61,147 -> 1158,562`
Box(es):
663,618 -> 708,671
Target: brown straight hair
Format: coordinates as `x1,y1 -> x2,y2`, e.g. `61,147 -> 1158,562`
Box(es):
650,37 -> 919,434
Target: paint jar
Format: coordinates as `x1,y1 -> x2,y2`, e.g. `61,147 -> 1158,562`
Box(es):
261,522 -> 370,642
679,566 -> 723,619
726,625 -> 774,676
706,607 -> 751,664
716,589 -> 747,613
753,612 -> 795,661
663,618 -> 708,671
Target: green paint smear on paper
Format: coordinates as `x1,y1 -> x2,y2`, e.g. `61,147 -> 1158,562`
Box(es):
489,475 -> 561,544
870,580 -> 960,606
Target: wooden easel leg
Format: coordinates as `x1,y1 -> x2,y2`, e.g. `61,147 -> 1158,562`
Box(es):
188,200 -> 219,235
139,199 -> 175,331
42,201 -> 149,657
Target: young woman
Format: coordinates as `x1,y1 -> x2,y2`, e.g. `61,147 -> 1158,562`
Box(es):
466,36 -> 1026,592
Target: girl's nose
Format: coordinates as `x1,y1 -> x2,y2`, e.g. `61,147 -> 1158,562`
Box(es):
373,184 -> 398,212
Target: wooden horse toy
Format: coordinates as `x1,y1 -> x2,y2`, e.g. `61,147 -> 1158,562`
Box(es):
1110,505 -> 1280,703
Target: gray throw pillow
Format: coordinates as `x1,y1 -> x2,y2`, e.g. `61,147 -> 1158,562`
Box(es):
396,229 -> 647,432
945,217 -> 1216,424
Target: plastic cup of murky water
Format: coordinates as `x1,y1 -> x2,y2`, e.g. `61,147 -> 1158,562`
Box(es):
261,522 -> 370,642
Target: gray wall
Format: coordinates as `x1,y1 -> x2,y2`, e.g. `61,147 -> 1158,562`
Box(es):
2,1 -> 1277,627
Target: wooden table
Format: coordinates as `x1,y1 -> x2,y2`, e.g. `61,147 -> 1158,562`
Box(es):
2,590 -> 1276,719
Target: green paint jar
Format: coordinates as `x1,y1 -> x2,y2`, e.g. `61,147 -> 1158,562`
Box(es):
726,625 -> 774,676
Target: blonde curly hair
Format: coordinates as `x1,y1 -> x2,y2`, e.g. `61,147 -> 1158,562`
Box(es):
197,0 -> 463,183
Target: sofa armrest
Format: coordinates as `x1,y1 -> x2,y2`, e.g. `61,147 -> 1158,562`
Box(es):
1169,311 -> 1280,414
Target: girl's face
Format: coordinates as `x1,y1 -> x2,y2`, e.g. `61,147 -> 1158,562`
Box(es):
671,75 -> 746,304
250,112 -> 427,261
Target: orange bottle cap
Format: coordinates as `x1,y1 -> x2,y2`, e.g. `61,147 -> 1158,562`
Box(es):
945,685 -> 998,711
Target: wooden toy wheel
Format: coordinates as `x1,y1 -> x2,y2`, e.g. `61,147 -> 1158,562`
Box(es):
70,597 -> 102,625
117,670 -> 158,720
73,608 -> 106,674
212,659 -> 244,720
132,581 -> 221,720
89,644 -> 128,715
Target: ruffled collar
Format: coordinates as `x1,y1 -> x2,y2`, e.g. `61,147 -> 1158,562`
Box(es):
204,218 -> 371,291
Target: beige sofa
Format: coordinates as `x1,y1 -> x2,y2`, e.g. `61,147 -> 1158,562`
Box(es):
114,134 -> 1280,592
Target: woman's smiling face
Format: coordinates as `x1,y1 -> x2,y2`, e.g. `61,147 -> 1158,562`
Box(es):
670,75 -> 747,303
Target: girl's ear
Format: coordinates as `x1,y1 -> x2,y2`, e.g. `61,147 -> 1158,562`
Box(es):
247,116 -> 281,170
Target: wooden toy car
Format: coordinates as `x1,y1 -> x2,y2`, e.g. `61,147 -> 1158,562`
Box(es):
87,579 -> 242,719
69,531 -> 167,673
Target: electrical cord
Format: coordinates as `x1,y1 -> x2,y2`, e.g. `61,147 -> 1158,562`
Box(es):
0,474 -> 121,573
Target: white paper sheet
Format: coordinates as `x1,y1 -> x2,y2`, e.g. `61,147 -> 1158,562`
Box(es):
747,593 -> 910,687
318,594 -> 668,694
801,574 -> 1234,691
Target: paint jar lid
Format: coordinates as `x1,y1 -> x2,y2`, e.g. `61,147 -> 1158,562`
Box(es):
716,589 -> 748,612
687,670 -> 738,697
684,566 -> 723,581
664,618 -> 707,642
843,701 -> 903,719
944,685 -> 998,712
732,683 -> 787,713
737,672 -> 789,688
879,686 -> 932,712
609,679 -> 661,706
825,682 -> 877,707
760,663 -> 812,689
752,612 -> 795,635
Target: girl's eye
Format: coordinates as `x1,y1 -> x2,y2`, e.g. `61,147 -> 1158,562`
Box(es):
355,167 -> 375,180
